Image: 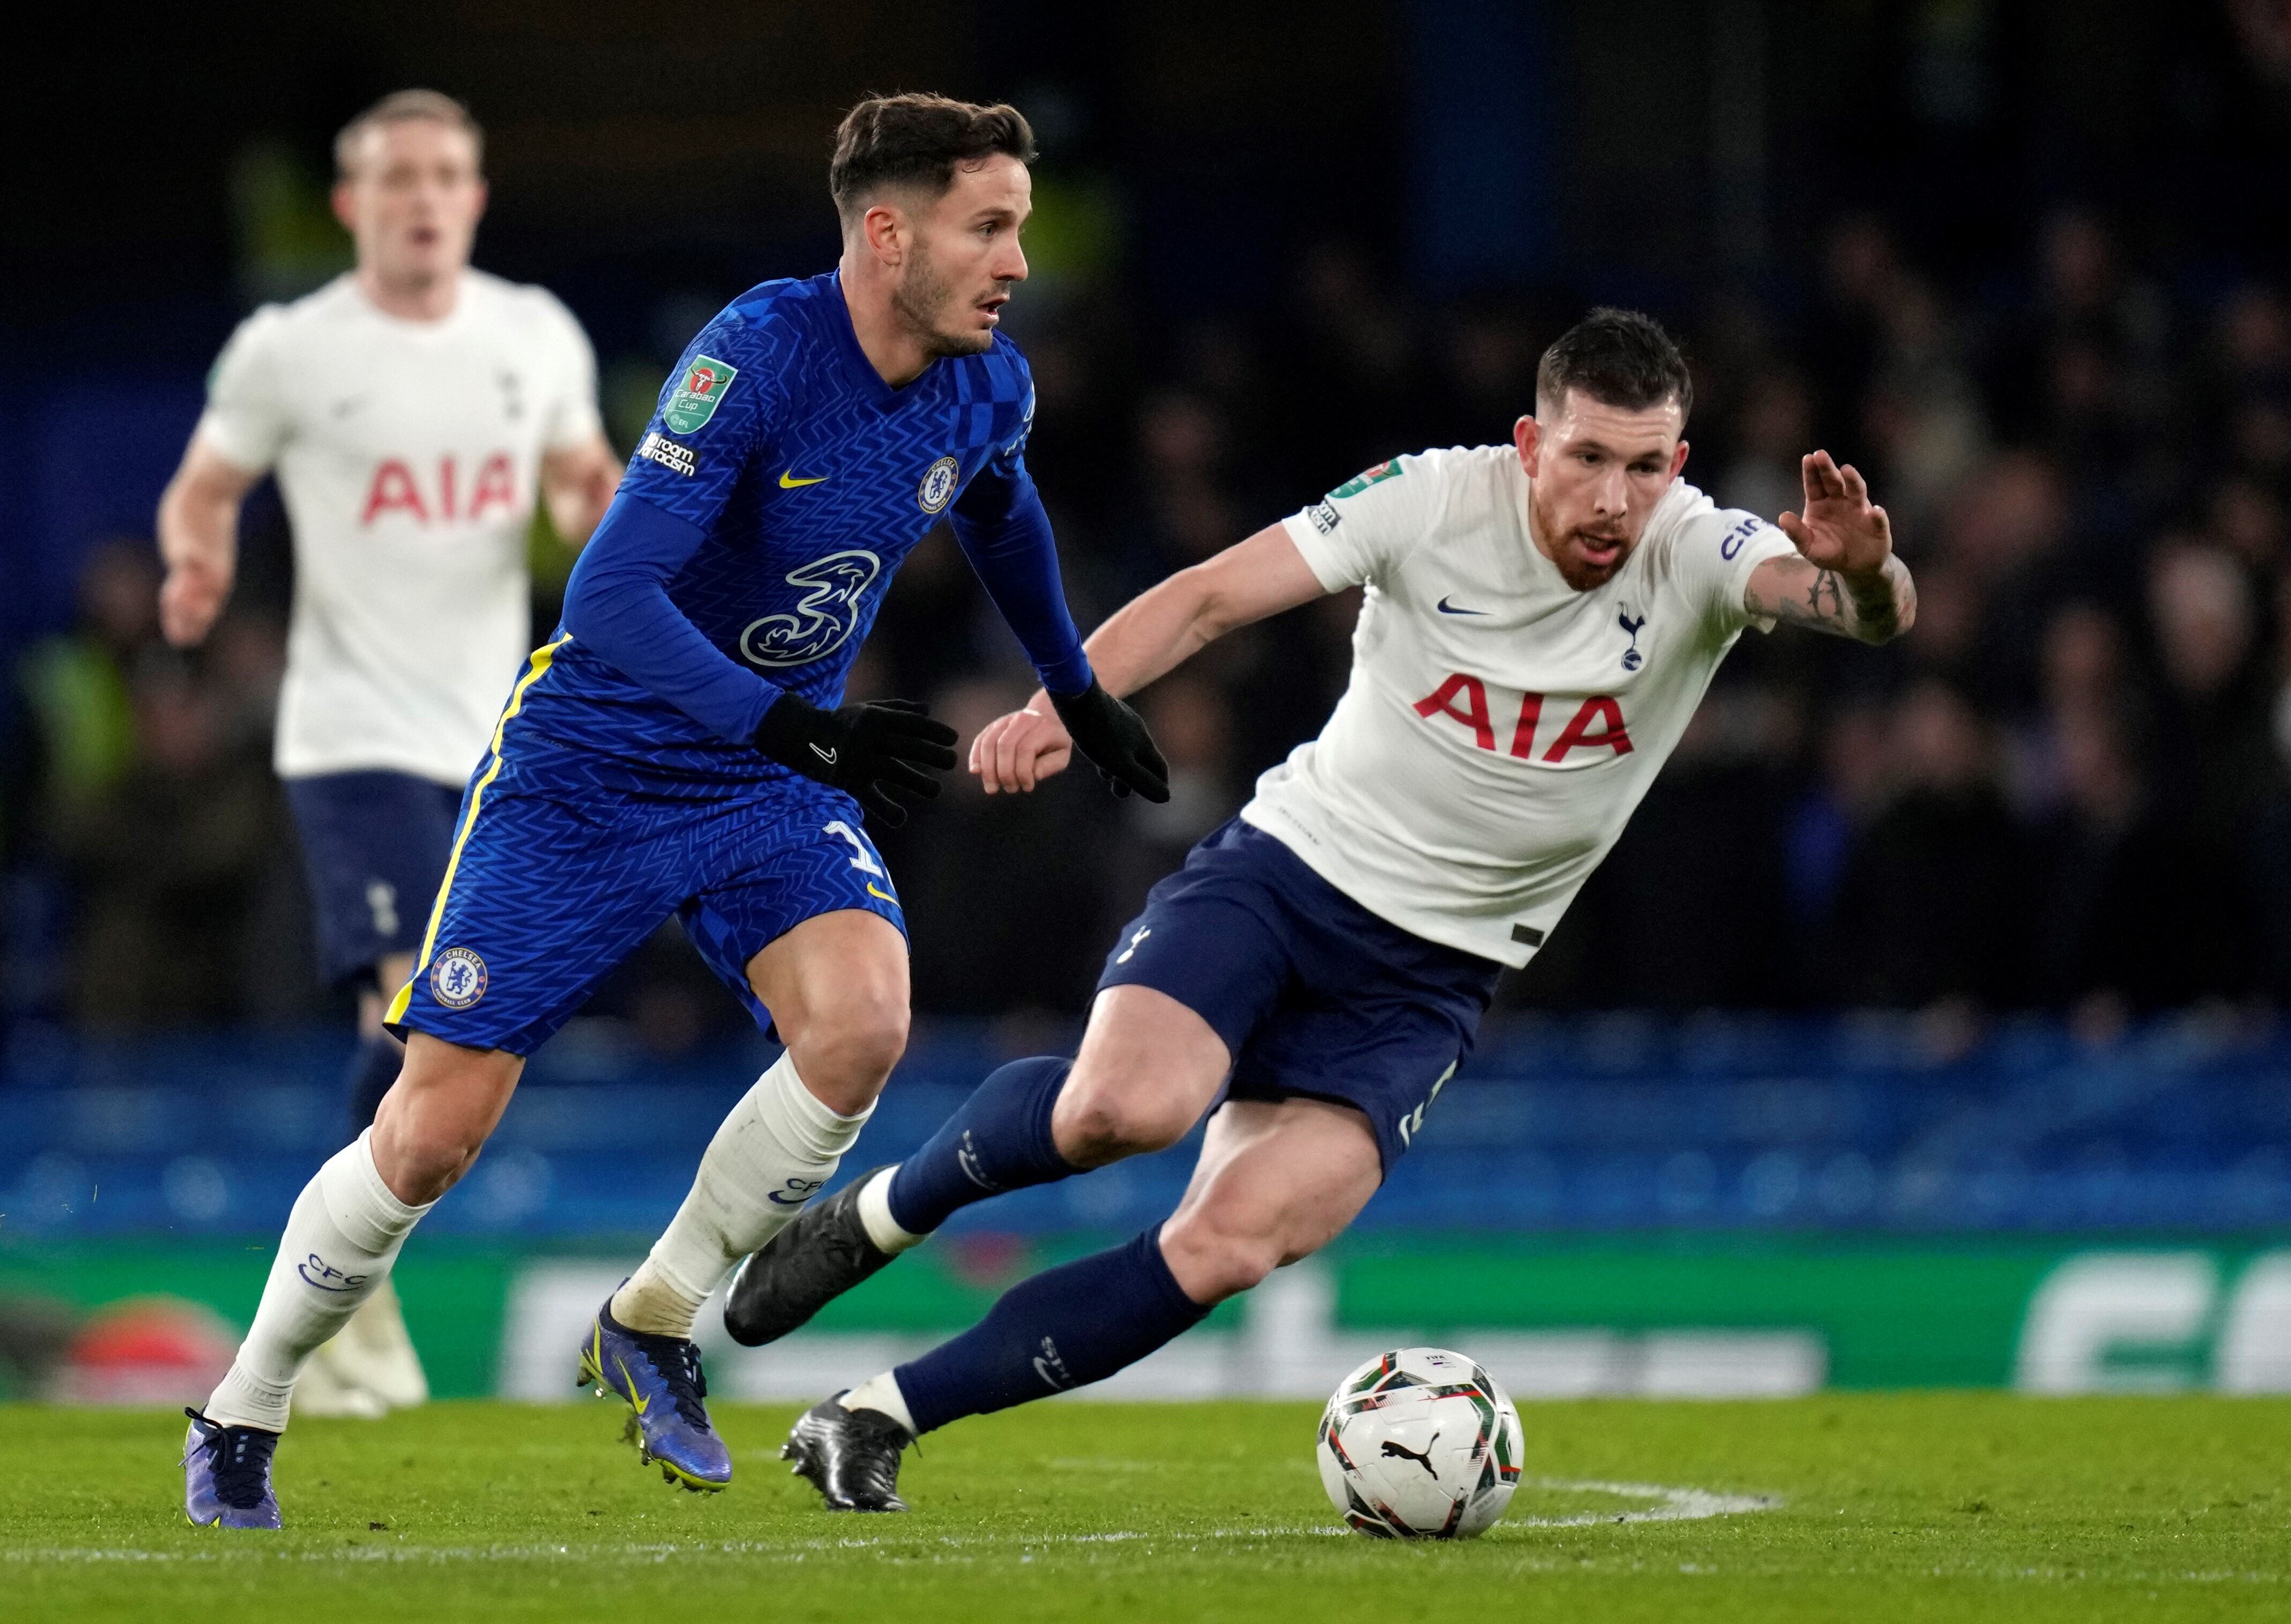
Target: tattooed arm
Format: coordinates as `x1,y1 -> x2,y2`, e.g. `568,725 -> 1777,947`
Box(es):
1745,551 -> 1916,643
1741,450 -> 1916,645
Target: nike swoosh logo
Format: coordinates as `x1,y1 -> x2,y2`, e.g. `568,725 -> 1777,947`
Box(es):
779,470 -> 827,488
810,743 -> 838,765
866,882 -> 898,904
614,1355 -> 649,1415
1437,597 -> 1489,616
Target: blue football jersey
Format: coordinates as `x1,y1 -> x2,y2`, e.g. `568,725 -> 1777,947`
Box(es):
516,271 -> 1040,781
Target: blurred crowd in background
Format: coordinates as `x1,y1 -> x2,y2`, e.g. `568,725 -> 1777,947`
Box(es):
9,200 -> 2291,1049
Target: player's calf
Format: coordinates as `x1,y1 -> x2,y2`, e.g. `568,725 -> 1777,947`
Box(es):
722,1056 -> 1080,1346
745,908 -> 912,1116
1049,985 -> 1232,1168
1157,1209 -> 1290,1304
1048,1066 -> 1204,1167
723,1165 -> 901,1346
1158,1095 -> 1384,1304
369,1036 -> 522,1204
622,1050 -> 875,1344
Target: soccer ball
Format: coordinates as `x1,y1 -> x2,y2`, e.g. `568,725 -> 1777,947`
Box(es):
1316,1347 -> 1523,1539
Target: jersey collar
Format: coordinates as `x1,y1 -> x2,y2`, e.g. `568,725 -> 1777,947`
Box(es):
824,270 -> 937,411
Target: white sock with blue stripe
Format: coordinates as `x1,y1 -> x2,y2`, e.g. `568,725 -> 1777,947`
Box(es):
612,1051 -> 873,1338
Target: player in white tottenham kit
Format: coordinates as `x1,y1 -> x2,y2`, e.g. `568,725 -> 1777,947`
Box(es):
156,90 -> 619,1418
722,308 -> 1917,1510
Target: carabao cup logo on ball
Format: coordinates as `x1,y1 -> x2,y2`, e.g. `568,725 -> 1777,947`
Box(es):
428,947 -> 489,1009
662,354 -> 738,434
740,549 -> 883,669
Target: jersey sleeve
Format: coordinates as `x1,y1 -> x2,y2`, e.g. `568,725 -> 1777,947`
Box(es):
948,371 -> 1094,696
533,290 -> 606,453
615,311 -> 781,528
560,492 -> 784,745
1278,452 -> 1447,590
194,308 -> 291,474
559,307 -> 790,745
1662,488 -> 1801,634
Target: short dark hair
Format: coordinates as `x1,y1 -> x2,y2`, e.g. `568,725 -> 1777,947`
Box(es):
1535,307 -> 1693,422
335,89 -> 482,179
829,94 -> 1037,223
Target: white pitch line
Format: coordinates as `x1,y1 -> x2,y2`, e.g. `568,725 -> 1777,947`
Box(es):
1503,1477 -> 1782,1527
2,1479 -> 1780,1566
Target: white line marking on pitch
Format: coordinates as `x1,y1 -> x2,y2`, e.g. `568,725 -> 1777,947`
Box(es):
1,1479 -> 1779,1566
1503,1477 -> 1782,1527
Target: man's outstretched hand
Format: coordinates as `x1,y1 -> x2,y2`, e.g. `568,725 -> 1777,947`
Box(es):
1776,450 -> 1893,578
1050,680 -> 1171,802
1746,449 -> 1915,645
752,694 -> 958,826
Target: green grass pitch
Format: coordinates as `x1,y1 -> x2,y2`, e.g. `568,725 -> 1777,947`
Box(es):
6,1396 -> 2288,1621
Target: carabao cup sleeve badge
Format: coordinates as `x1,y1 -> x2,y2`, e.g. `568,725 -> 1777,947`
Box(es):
662,355 -> 738,434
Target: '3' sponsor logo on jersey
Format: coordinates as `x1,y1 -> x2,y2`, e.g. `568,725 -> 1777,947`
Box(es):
739,549 -> 882,668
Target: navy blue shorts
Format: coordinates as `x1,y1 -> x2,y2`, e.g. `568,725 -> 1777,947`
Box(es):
383,733 -> 903,1058
284,771 -> 466,988
1096,818 -> 1503,1172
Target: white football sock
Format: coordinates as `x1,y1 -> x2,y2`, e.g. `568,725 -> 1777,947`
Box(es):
205,1130 -> 432,1431
855,1165 -> 925,1254
839,1370 -> 916,1436
612,1051 -> 873,1338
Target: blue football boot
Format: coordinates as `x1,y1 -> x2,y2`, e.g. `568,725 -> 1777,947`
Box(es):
182,1408 -> 282,1529
577,1301 -> 733,1492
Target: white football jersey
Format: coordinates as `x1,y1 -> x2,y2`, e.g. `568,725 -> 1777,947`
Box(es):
196,270 -> 604,785
1241,445 -> 1798,966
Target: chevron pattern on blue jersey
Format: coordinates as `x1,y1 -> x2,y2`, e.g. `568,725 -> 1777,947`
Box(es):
518,271 -> 1036,778
387,761 -> 903,1057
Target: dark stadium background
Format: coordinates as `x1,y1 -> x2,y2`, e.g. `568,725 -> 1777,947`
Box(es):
2,2 -> 2288,1404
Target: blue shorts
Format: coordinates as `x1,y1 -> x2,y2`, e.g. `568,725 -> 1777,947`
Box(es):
284,771 -> 466,987
385,740 -> 903,1057
1096,819 -> 1503,1172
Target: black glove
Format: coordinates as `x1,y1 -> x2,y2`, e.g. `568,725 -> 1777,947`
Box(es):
752,694 -> 958,826
1048,679 -> 1171,803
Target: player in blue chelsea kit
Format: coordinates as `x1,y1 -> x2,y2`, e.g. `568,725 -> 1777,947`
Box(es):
183,94 -> 1167,1527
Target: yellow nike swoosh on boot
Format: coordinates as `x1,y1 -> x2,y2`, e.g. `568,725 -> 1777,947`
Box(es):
615,1355 -> 650,1415
779,470 -> 827,488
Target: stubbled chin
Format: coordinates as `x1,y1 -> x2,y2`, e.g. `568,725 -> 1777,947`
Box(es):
929,327 -> 996,358
1558,551 -> 1623,591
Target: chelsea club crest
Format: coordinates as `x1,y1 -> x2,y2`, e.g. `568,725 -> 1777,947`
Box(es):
917,455 -> 959,514
430,947 -> 488,1009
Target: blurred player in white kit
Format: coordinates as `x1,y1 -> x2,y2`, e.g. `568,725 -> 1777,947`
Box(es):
155,90 -> 619,1416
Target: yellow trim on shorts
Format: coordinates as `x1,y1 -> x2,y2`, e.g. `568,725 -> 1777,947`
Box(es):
383,635 -> 571,1027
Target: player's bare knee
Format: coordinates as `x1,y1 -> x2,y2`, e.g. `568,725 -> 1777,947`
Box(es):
372,1101 -> 485,1204
1054,1071 -> 1193,1167
371,1040 -> 516,1203
790,990 -> 908,1101
1161,1208 -> 1281,1302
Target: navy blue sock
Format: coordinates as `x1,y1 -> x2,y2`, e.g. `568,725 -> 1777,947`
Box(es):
893,1226 -> 1209,1434
344,1034 -> 404,1139
885,1057 -> 1077,1235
